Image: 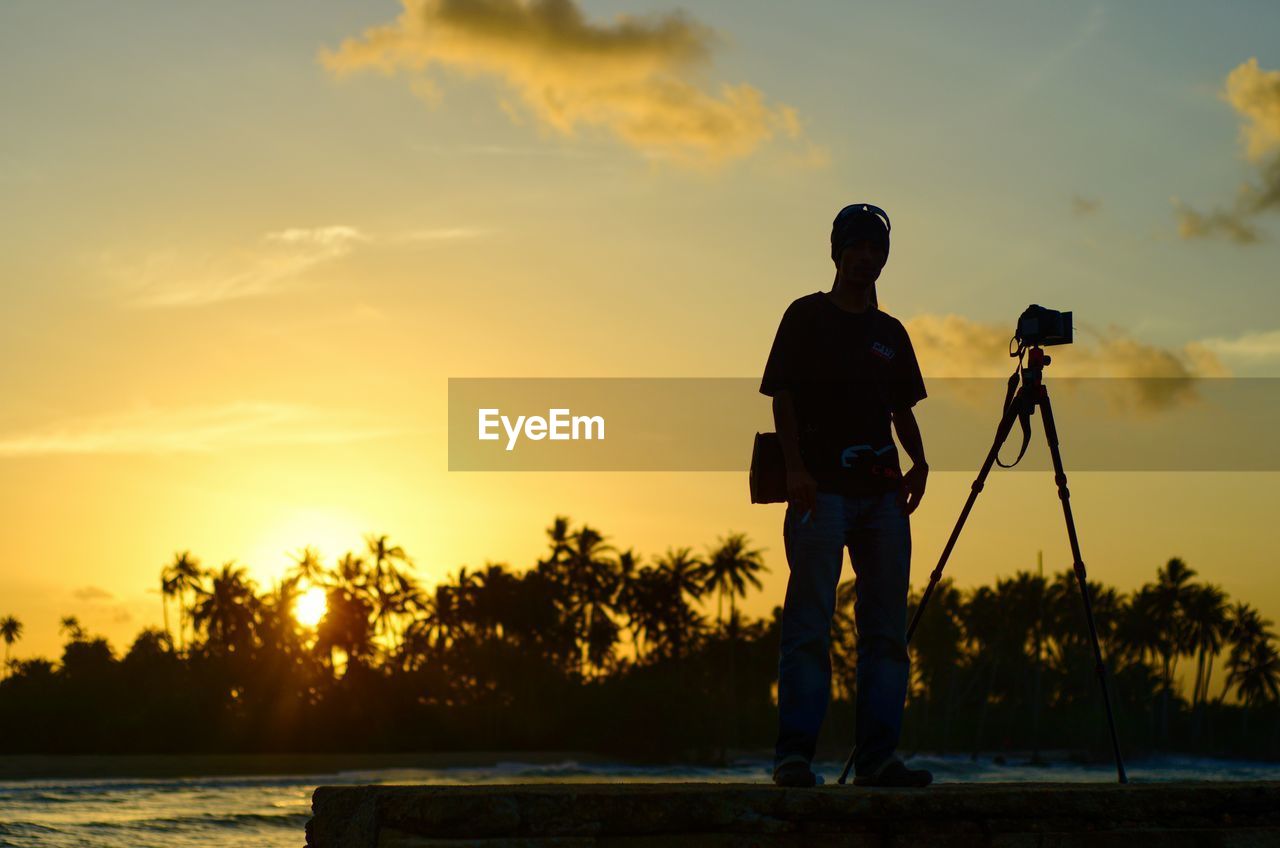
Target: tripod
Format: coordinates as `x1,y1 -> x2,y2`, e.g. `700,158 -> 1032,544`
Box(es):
836,345 -> 1128,785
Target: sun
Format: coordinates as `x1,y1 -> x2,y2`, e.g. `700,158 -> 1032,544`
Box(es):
294,585 -> 328,628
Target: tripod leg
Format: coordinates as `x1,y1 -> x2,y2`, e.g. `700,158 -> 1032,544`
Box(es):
908,393 -> 1026,644
836,385 -> 1028,785
1037,388 -> 1129,784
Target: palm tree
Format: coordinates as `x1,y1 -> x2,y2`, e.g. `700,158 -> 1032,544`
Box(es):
632,547 -> 705,661
698,532 -> 768,629
470,562 -> 522,642
960,584 -> 1005,757
60,615 -> 85,642
1038,568 -> 1126,733
449,565 -> 481,641
1223,603 -> 1279,736
697,532 -> 767,760
0,615 -> 22,677
190,561 -> 259,656
159,568 -> 171,644
408,578 -> 465,654
618,566 -> 656,663
1007,559 -> 1050,761
254,576 -> 309,676
1183,583 -> 1230,709
619,558 -> 702,664
364,534 -> 416,651
997,571 -> 1049,702
288,545 -> 328,587
266,574 -> 304,626
831,579 -> 859,702
1148,557 -> 1197,740
539,521 -> 621,678
613,549 -> 644,661
907,578 -> 964,752
1226,640 -> 1280,736
334,551 -> 368,589
655,547 -> 706,602
316,583 -> 376,675
655,555 -> 706,666
1223,602 -> 1272,690
542,516 -> 574,564
161,551 -> 203,654
1115,587 -> 1164,668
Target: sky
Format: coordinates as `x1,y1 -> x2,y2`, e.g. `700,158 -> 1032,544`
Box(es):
2,0 -> 1280,688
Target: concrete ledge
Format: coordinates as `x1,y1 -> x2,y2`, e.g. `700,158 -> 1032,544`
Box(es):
307,781 -> 1280,847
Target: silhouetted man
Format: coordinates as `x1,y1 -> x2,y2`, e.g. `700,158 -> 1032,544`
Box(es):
760,203 -> 932,788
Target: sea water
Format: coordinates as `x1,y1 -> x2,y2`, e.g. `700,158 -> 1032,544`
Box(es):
1,755 -> 1278,848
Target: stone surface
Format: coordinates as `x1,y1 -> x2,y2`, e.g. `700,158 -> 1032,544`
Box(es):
307,781 -> 1280,847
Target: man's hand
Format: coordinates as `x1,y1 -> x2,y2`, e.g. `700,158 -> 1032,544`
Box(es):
897,462 -> 928,515
786,469 -> 818,515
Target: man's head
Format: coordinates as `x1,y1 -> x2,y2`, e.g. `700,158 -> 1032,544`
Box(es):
830,203 -> 891,290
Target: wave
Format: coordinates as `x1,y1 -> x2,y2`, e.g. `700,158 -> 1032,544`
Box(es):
0,811 -> 309,832
0,773 -> 320,795
128,811 -> 311,830
331,758 -> 774,784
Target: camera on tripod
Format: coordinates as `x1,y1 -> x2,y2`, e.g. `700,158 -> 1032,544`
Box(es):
1016,304 -> 1073,347
835,301 -> 1130,786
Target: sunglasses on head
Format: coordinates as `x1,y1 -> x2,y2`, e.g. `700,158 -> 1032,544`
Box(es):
835,203 -> 891,234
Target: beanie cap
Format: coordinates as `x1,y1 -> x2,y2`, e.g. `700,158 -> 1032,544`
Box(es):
831,203 -> 891,264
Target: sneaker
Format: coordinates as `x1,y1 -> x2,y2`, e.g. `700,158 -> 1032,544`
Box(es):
772,757 -> 818,788
852,756 -> 932,788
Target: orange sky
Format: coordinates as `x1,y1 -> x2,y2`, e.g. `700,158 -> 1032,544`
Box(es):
2,2 -> 1279,706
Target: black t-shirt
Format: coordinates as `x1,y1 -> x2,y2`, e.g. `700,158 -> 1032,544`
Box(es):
760,292 -> 927,496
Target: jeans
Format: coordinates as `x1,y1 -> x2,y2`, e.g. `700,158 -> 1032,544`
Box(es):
773,489 -> 912,777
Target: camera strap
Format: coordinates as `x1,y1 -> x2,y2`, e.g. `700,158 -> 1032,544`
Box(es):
996,354 -> 1032,469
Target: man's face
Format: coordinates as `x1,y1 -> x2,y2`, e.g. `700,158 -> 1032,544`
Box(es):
838,239 -> 887,289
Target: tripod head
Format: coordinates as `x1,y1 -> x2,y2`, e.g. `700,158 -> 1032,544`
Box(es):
1020,345 -> 1051,389
997,344 -> 1056,469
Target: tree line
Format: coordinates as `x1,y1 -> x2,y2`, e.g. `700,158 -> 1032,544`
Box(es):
0,518 -> 1277,761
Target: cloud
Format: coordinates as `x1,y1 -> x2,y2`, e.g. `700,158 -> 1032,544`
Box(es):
1008,4 -> 1105,102
0,402 -> 405,457
1071,195 -> 1100,216
1173,200 -> 1263,244
906,313 -> 1227,379
263,226 -> 368,250
115,224 -> 483,308
72,586 -> 113,602
394,226 -> 490,243
413,141 -> 604,157
69,587 -> 134,625
903,312 -> 1228,414
1195,327 -> 1280,369
120,225 -> 367,308
1175,58 -> 1280,244
321,0 -> 812,170
1226,57 -> 1280,161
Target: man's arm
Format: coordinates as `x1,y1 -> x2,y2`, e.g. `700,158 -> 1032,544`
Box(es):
891,403 -> 925,467
773,390 -> 804,470
761,302 -> 818,512
892,403 -> 928,514
773,389 -> 817,512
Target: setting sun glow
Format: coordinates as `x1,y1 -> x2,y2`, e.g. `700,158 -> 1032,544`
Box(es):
294,586 -> 328,628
